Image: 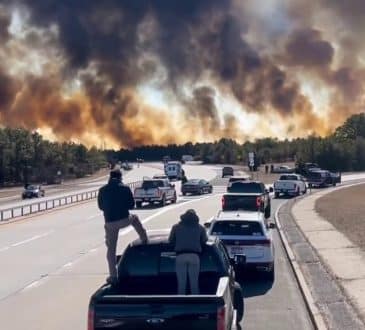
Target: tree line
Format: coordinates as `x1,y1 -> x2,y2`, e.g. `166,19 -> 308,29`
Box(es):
0,128 -> 107,186
114,113 -> 365,172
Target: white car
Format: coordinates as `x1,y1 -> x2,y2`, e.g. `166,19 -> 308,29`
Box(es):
205,211 -> 275,280
164,161 -> 183,180
273,174 -> 307,198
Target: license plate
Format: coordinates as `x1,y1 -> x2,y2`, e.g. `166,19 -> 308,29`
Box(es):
229,246 -> 244,257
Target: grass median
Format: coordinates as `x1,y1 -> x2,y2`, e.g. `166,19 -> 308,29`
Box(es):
315,184 -> 365,251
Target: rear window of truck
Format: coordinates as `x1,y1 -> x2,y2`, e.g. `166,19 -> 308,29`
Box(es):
279,175 -> 299,180
119,244 -> 220,277
142,180 -> 164,189
222,195 -> 258,211
227,182 -> 264,193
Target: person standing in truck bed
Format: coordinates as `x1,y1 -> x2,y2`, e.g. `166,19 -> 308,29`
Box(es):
169,209 -> 208,294
98,168 -> 148,284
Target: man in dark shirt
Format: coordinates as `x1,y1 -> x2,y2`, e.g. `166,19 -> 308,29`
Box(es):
169,209 -> 208,294
98,168 -> 147,283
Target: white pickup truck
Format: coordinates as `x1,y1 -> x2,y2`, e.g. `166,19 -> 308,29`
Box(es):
273,174 -> 307,198
134,179 -> 177,208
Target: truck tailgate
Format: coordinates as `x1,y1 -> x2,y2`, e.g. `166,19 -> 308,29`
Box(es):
93,297 -> 223,330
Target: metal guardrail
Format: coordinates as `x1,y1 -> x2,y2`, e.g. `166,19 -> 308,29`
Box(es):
0,181 -> 142,222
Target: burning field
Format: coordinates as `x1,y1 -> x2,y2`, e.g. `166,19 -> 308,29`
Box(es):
0,0 -> 364,147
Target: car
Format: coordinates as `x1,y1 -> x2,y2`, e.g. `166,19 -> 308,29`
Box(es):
164,161 -> 183,180
273,174 -> 307,197
134,179 -> 177,207
205,211 -> 275,281
22,185 -> 45,199
121,162 -> 133,170
88,231 -> 245,329
181,179 -> 213,195
224,181 -> 272,218
227,176 -> 251,190
153,174 -> 169,180
222,166 -> 234,178
271,165 -> 295,174
307,169 -> 340,188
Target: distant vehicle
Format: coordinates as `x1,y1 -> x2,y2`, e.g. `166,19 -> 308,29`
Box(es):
182,154 -> 194,162
181,179 -> 213,195
296,162 -> 320,176
222,166 -> 234,178
271,165 -> 295,174
224,181 -> 272,218
206,211 -> 275,280
121,162 -> 133,170
164,161 -> 183,180
88,231 -> 245,330
227,176 -> 251,190
22,185 -> 45,199
273,174 -> 307,198
152,174 -> 169,180
307,170 -> 341,188
134,179 -> 176,208
162,155 -> 171,163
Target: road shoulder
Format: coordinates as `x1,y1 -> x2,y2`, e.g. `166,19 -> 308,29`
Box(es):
278,184 -> 365,329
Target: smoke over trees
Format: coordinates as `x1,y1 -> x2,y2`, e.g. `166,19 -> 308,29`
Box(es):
0,1 -> 364,147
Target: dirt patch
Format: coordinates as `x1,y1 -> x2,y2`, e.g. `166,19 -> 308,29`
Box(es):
316,184 -> 365,250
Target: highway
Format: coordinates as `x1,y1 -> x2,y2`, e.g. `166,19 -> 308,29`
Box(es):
0,163 -> 314,330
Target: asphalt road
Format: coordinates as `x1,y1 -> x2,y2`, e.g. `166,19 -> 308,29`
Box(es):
0,164 -> 314,330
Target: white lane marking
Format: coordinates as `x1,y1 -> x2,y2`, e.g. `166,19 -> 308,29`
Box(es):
21,279 -> 43,292
11,230 -> 54,247
0,246 -> 10,252
87,214 -> 99,220
118,195 -> 214,237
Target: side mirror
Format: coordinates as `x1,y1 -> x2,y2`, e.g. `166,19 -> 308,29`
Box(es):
204,222 -> 211,229
268,222 -> 276,229
234,254 -> 246,266
269,187 -> 274,193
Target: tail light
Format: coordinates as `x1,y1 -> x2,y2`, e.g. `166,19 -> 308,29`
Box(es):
87,305 -> 94,330
221,196 -> 226,209
256,196 -> 262,208
217,305 -> 226,330
261,239 -> 271,246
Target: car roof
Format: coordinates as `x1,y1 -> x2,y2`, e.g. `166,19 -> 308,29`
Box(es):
130,230 -> 218,247
213,211 -> 265,222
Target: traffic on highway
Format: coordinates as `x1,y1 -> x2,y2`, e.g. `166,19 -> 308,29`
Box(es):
1,159 -> 346,330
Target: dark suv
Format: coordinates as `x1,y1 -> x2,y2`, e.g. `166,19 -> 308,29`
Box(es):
222,166 -> 234,178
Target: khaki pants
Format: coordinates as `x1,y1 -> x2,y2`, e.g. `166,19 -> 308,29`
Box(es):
176,253 -> 200,295
104,214 -> 147,278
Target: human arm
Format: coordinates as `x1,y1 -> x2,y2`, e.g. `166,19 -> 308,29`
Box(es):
168,225 -> 176,246
97,188 -> 104,211
125,186 -> 135,210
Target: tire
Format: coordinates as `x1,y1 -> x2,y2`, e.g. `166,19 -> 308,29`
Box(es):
264,204 -> 271,219
209,187 -> 213,194
160,196 -> 166,207
199,189 -> 204,195
136,201 -> 142,208
274,192 -> 279,199
171,193 -> 177,203
233,282 -> 244,323
296,188 -> 300,197
182,192 -> 186,196
303,187 -> 307,194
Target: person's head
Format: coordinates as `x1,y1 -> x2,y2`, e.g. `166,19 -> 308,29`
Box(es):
180,209 -> 199,225
109,168 -> 122,181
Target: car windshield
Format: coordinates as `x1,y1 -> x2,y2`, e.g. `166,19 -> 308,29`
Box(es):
280,175 -> 299,180
211,221 -> 263,236
186,179 -> 200,184
229,177 -> 248,182
142,180 -> 164,189
227,182 -> 263,193
27,185 -> 37,190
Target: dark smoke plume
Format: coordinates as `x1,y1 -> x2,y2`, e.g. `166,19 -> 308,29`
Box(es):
0,0 -> 364,146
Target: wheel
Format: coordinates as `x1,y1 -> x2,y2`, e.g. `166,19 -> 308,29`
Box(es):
303,187 -> 307,194
136,201 -> 142,208
171,193 -> 177,203
233,282 -> 244,323
295,188 -> 300,197
274,192 -> 279,198
160,196 -> 166,207
264,205 -> 271,219
182,192 -> 186,196
209,187 -> 213,194
199,189 -> 204,195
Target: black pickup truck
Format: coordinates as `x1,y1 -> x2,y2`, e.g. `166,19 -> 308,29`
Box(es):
224,181 -> 273,218
88,232 -> 244,330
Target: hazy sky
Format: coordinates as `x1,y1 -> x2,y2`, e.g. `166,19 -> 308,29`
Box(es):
0,0 -> 364,147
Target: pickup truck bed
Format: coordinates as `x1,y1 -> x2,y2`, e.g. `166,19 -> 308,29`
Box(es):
88,233 -> 243,330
